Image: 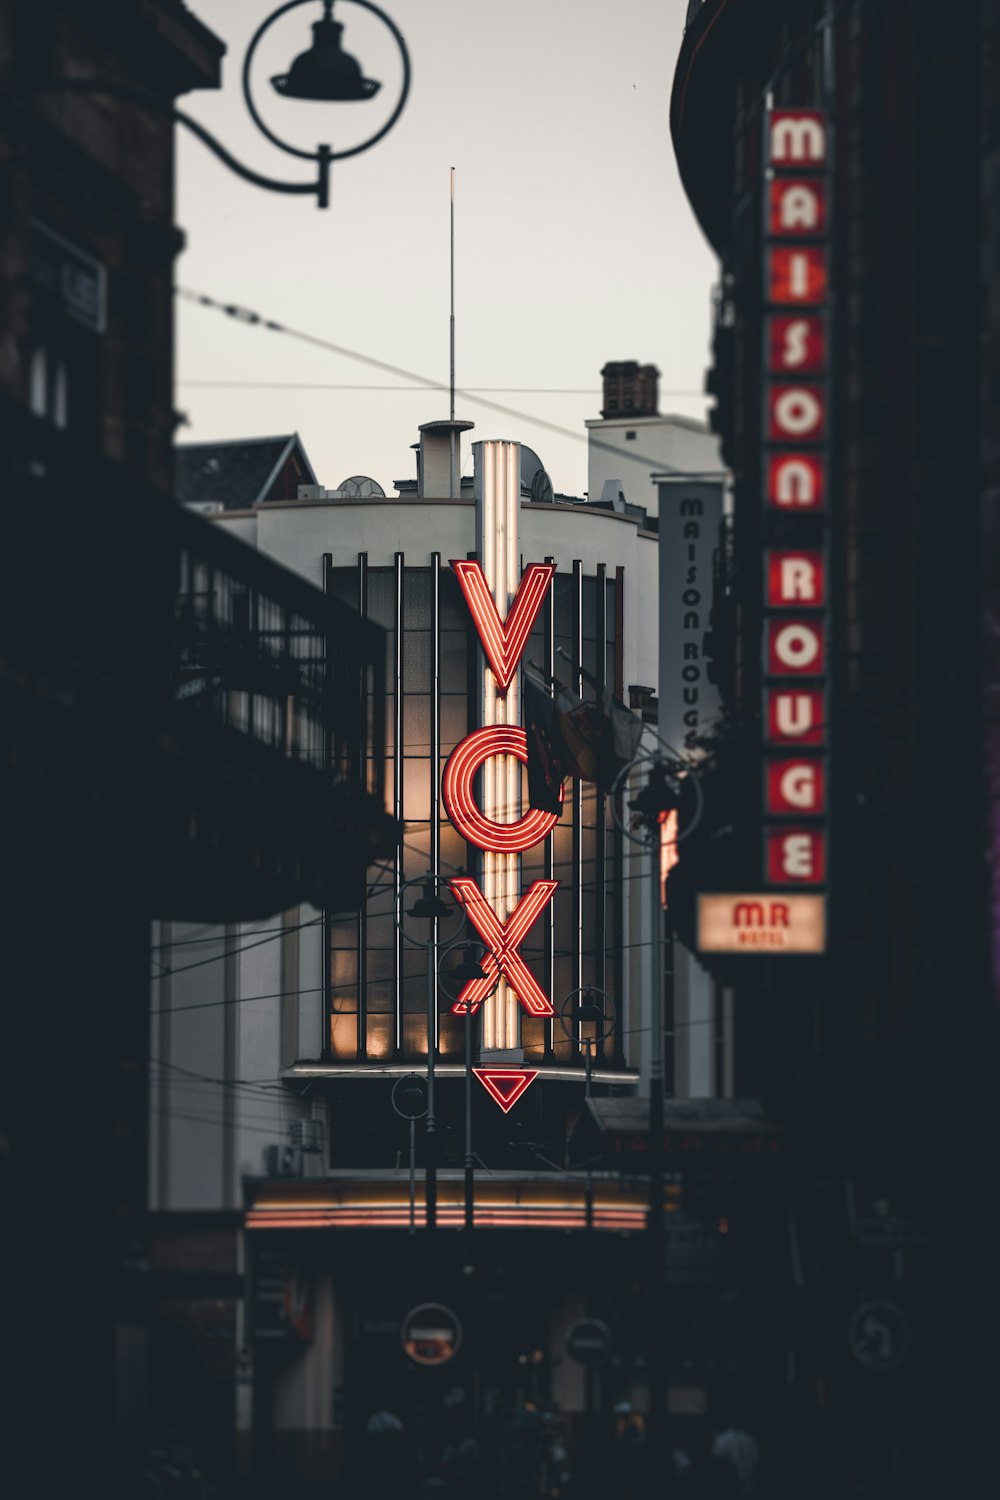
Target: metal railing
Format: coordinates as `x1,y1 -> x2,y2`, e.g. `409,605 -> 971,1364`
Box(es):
0,393 -> 386,808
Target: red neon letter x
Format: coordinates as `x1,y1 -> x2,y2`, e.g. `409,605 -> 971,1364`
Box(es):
448,878 -> 558,1017
451,561 -> 555,696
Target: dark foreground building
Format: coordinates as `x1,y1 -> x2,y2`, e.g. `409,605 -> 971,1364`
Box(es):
667,2 -> 998,1495
0,2 -> 394,1487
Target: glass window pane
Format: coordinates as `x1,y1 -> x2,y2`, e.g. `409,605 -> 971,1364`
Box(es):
330,1013 -> 359,1059
403,695 -> 431,754
367,571 -> 395,629
366,1014 -> 394,1059
404,570 -> 433,629
403,632 -> 432,693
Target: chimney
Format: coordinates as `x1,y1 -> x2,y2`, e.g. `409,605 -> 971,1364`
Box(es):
416,419 -> 474,497
600,361 -> 660,420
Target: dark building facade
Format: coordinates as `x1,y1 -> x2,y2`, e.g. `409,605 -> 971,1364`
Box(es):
668,2 -> 998,1494
0,3 -> 394,1486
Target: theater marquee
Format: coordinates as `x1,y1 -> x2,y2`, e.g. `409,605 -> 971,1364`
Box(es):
697,894 -> 826,954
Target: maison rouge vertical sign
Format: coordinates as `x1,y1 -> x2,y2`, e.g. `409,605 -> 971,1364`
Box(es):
441,560 -> 557,1105
762,108 -> 831,902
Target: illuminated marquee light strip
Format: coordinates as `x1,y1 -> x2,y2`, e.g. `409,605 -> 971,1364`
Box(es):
448,877 -> 558,1017
245,1206 -> 650,1232
450,560 -> 555,697
442,725 -> 561,853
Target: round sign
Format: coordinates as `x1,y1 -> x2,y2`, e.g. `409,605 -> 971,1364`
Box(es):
401,1303 -> 463,1367
565,1317 -> 612,1366
848,1299 -> 910,1370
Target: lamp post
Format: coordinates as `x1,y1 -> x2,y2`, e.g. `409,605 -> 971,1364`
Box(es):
31,0 -> 411,209
390,1074 -> 428,1236
394,873 -> 460,1232
559,987 -> 616,1233
440,938 -> 500,1236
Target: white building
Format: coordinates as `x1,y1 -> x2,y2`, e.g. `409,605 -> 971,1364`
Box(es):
150,401 -> 728,1487
586,360 -> 721,520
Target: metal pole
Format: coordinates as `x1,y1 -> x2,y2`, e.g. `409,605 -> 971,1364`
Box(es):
426,925 -> 437,1231
464,995 -> 474,1234
647,838 -> 667,1472
409,1116 -> 416,1236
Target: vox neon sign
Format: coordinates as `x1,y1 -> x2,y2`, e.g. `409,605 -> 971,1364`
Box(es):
443,559 -> 558,1029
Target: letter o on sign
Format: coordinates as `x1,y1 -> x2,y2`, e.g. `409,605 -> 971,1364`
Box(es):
769,385 -> 825,441
442,726 -> 560,853
767,619 -> 824,676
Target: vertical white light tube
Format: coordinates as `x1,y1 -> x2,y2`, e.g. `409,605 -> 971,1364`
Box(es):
478,439 -> 520,1052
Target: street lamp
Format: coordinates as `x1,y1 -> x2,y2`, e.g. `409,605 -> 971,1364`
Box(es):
32,0 -> 411,209
394,872 -> 462,1231
390,1074 -> 428,1236
440,939 -> 501,1236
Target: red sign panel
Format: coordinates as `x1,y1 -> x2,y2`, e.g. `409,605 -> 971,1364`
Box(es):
768,247 -> 827,306
765,689 -> 826,746
767,384 -> 826,443
769,110 -> 828,168
766,618 -> 825,677
766,550 -> 826,609
766,827 -> 827,885
767,316 -> 826,375
766,453 -> 825,511
769,177 -> 828,236
766,758 -> 827,816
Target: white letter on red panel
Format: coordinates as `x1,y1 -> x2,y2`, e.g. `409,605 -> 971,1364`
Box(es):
767,828 -> 826,884
766,758 -> 826,815
769,111 -> 827,166
769,178 -> 827,234
768,385 -> 826,442
767,551 -> 825,608
769,248 -> 827,305
767,619 -> 825,676
765,689 -> 826,745
767,455 -> 824,510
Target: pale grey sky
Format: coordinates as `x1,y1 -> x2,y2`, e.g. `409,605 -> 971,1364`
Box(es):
175,0 -> 718,498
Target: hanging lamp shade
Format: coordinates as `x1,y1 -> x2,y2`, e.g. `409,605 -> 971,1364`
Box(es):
272,5 -> 381,102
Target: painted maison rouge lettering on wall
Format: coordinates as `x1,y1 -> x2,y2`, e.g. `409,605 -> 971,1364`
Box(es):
441,562 -> 558,1091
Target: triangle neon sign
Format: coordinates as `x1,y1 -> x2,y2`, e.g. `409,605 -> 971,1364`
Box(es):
472,1067 -> 537,1113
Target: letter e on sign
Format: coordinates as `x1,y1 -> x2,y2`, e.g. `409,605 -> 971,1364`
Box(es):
766,619 -> 825,677
766,828 -> 826,885
766,758 -> 826,815
767,551 -> 825,608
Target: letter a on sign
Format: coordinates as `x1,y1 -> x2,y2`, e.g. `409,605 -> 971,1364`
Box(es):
451,561 -> 555,696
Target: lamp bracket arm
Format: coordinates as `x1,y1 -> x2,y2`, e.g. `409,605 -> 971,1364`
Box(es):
29,80 -> 329,205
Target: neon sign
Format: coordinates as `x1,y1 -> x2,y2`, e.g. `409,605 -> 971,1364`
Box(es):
444,554 -> 560,1049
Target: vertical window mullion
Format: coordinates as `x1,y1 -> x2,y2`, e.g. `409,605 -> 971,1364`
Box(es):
573,560 -> 583,1024
394,553 -> 405,1056
431,554 -> 441,1051
596,563 -> 608,1059
544,555 -> 556,1059
358,554 -> 368,1060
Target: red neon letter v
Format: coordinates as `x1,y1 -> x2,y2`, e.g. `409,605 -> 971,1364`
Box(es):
451,561 -> 555,697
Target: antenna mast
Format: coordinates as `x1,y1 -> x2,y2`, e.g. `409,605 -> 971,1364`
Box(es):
449,166 -> 457,496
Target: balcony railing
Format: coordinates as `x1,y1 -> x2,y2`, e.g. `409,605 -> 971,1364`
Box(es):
0,393 -> 395,915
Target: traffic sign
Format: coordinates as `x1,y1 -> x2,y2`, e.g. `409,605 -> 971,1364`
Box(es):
401,1303 -> 463,1367
848,1300 -> 910,1370
565,1318 -> 612,1365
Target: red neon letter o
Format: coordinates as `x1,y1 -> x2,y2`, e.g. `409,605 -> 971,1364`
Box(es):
442,726 -> 560,853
